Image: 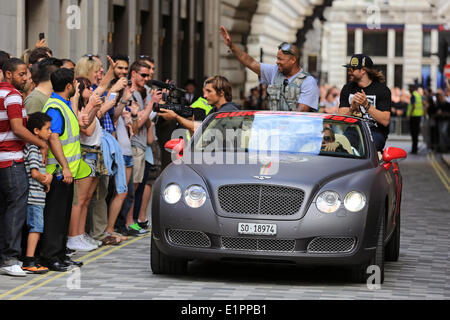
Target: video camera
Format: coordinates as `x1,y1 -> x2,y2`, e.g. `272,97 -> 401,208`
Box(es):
150,80 -> 204,119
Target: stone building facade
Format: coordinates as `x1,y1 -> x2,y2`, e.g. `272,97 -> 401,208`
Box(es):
0,0 -> 328,100
321,0 -> 450,90
1,0 -> 448,98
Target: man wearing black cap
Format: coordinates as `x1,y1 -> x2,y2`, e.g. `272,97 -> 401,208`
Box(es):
339,54 -> 391,152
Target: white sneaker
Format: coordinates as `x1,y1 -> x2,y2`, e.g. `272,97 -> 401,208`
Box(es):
67,235 -> 97,252
0,264 -> 27,277
83,234 -> 102,247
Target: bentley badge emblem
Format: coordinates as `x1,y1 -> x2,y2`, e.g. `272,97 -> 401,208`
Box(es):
253,175 -> 272,180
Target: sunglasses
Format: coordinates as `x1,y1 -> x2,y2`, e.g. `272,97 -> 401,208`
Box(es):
138,73 -> 150,78
323,136 -> 332,142
348,67 -> 362,73
84,54 -> 97,61
278,42 -> 295,56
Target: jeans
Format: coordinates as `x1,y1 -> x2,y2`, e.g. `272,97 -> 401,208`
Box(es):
371,131 -> 387,152
0,162 -> 29,267
27,204 -> 45,233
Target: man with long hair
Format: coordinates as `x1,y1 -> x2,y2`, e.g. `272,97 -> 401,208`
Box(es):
339,54 -> 391,152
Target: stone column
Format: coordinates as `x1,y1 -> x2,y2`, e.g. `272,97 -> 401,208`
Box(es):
152,0 -> 161,80
430,28 -> 439,91
171,0 -> 179,83
204,0 -> 220,77
403,22 -> 422,87
188,0 -> 196,79
128,0 -> 137,61
387,28 -> 395,88
327,22 -> 347,87
355,28 -> 363,54
16,0 -> 26,57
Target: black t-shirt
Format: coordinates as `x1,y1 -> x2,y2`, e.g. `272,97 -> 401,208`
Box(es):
339,81 -> 391,137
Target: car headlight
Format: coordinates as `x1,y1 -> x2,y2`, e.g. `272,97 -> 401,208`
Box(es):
163,183 -> 182,204
344,191 -> 366,212
184,185 -> 207,208
316,191 -> 341,213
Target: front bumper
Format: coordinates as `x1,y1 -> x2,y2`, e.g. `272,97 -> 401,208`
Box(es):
152,196 -> 381,267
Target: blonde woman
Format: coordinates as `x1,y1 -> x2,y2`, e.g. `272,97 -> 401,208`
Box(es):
67,57 -> 123,251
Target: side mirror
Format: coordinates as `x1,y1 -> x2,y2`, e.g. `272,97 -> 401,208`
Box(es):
382,147 -> 407,170
165,138 -> 184,159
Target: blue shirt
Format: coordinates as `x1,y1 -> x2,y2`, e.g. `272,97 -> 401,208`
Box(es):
46,93 -> 75,135
92,84 -> 115,134
260,64 -> 320,110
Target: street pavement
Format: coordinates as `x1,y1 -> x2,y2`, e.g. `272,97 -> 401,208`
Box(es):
0,136 -> 449,300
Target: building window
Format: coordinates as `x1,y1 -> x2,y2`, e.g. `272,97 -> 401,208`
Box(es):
308,55 -> 317,73
363,30 -> 388,56
423,31 -> 431,57
394,65 -> 403,88
395,31 -> 403,57
347,30 -> 355,56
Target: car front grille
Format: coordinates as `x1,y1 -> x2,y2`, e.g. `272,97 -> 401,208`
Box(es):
307,237 -> 356,253
218,184 -> 305,215
167,229 -> 211,248
221,237 -> 296,252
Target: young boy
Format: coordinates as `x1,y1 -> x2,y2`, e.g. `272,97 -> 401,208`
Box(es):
22,112 -> 53,274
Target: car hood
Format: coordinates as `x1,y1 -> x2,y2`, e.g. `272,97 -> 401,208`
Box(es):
184,153 -> 372,191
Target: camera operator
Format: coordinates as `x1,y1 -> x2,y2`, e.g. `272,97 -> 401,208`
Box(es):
158,75 -> 239,136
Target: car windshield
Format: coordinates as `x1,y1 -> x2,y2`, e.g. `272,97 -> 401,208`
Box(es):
192,112 -> 366,159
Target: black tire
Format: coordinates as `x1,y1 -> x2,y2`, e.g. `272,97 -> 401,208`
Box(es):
150,236 -> 188,275
352,213 -> 385,284
385,204 -> 400,262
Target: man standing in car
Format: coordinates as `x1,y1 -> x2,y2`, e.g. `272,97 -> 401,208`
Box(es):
339,54 -> 391,152
219,26 -> 319,112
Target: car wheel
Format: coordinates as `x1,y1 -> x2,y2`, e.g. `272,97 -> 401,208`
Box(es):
150,236 -> 188,275
352,213 -> 385,284
385,204 -> 400,262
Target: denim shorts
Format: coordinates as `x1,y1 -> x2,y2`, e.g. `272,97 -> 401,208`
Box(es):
27,204 -> 45,233
123,155 -> 134,168
83,152 -> 98,177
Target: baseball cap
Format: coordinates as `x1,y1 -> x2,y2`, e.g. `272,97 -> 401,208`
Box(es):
343,54 -> 374,69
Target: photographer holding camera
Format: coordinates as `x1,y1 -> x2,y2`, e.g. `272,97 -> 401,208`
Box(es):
157,75 -> 240,136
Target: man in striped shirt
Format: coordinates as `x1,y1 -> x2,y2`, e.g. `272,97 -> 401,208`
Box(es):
0,58 -> 48,277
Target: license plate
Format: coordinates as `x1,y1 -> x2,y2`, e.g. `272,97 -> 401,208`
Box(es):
238,223 -> 277,236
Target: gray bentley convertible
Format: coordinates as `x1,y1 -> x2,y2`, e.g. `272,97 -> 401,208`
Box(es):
150,111 -> 406,283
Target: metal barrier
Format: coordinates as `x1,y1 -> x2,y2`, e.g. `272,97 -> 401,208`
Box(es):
390,117 -> 410,136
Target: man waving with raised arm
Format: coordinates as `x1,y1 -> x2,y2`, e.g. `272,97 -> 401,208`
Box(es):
219,26 -> 319,112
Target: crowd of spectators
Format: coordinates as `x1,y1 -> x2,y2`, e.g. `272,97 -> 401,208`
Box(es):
0,39 -> 162,276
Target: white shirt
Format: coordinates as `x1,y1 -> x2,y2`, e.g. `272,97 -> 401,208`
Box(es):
80,118 -> 102,147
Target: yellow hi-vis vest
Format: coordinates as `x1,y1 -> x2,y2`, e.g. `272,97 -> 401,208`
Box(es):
186,97 -> 213,141
42,97 -> 91,180
407,91 -> 424,117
